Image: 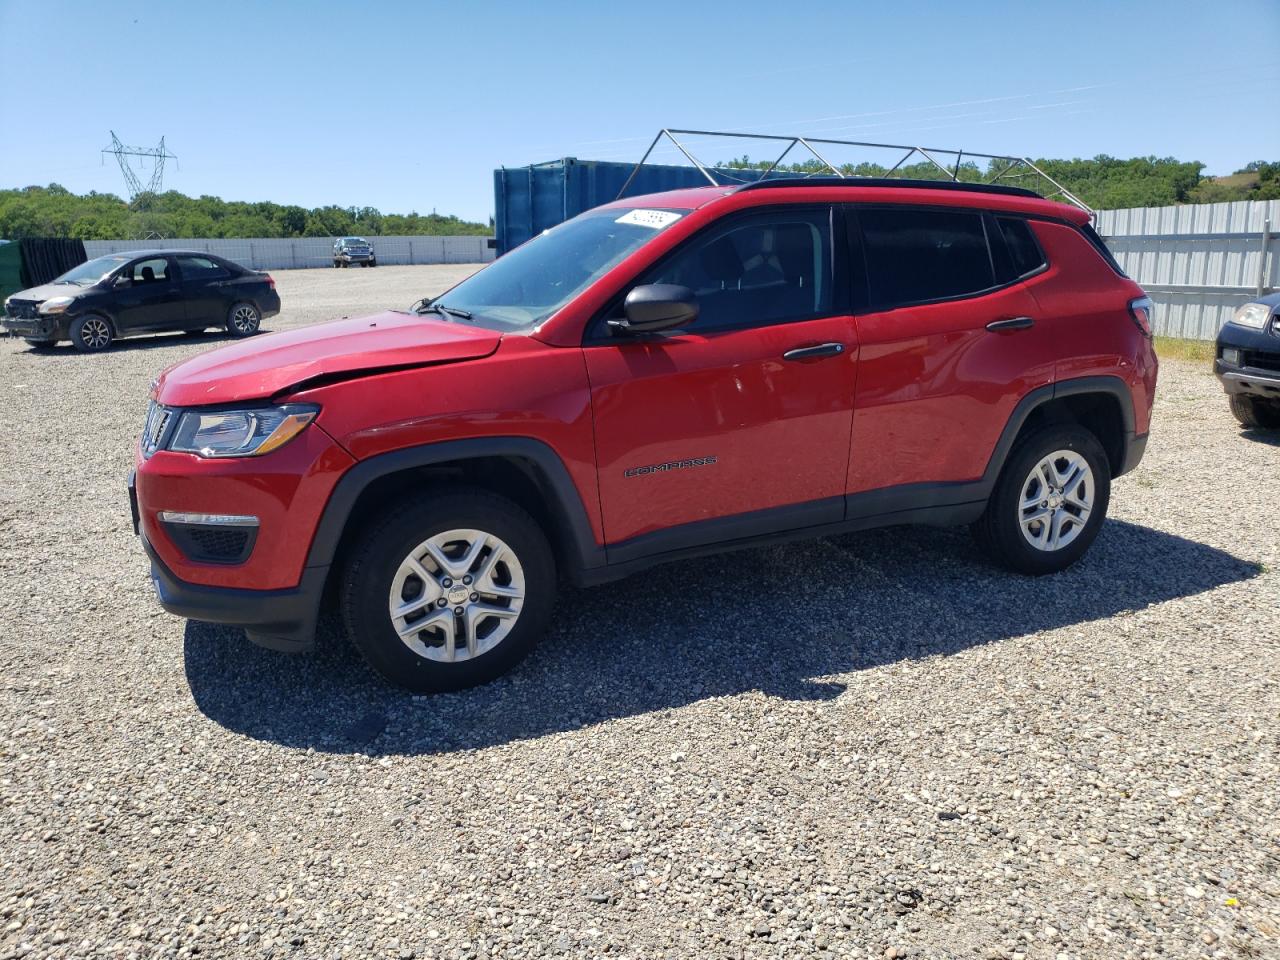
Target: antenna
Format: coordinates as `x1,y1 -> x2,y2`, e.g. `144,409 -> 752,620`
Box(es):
102,131 -> 178,201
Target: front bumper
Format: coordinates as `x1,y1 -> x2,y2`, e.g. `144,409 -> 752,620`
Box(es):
1215,320 -> 1280,399
1215,360 -> 1280,400
1,314 -> 60,340
130,472 -> 327,652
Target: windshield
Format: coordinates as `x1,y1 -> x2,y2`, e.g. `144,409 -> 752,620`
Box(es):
427,206 -> 684,330
342,238 -> 369,246
55,255 -> 130,285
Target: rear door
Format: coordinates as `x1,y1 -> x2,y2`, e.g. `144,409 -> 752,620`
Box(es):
584,205 -> 858,552
846,205 -> 1055,498
174,254 -> 232,326
113,256 -> 187,332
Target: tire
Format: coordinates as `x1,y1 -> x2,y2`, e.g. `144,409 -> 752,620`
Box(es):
1229,394 -> 1280,429
972,424 -> 1111,576
69,314 -> 113,352
369,259 -> 377,268
333,260 -> 341,269
226,302 -> 261,338
23,338 -> 55,350
340,490 -> 557,693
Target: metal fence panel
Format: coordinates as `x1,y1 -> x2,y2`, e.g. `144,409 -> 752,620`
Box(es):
83,235 -> 495,271
1096,200 -> 1277,340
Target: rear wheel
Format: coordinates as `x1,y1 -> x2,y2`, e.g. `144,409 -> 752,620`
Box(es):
340,491 -> 556,693
972,424 -> 1110,575
69,314 -> 113,352
226,302 -> 261,338
1229,394 -> 1280,429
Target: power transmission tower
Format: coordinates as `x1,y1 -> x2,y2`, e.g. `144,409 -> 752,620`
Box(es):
102,131 -> 178,201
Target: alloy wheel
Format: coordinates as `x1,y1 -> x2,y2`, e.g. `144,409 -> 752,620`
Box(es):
1018,449 -> 1094,551
387,528 -> 526,662
80,317 -> 111,350
230,304 -> 259,334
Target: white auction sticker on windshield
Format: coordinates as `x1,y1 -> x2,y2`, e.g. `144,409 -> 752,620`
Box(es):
615,209 -> 682,229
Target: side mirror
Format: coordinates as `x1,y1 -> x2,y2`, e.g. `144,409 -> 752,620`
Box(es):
609,284 -> 698,335
113,274 -> 130,288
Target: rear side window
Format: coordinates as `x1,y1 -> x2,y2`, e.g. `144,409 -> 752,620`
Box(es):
858,208 -> 994,306
176,255 -> 227,279
646,207 -> 833,331
995,218 -> 1046,278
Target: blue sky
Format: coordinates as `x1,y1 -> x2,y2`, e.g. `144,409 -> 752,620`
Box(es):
2,0 -> 1277,222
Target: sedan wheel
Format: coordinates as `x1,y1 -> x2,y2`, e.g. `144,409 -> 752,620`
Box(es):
70,315 -> 113,352
226,302 -> 261,338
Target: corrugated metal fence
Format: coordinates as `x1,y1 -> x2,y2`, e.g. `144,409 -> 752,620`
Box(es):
1096,200 -> 1277,340
83,235 -> 496,271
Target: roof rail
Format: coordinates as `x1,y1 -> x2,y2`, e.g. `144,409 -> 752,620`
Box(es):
615,128 -> 1092,216
737,176 -> 1043,200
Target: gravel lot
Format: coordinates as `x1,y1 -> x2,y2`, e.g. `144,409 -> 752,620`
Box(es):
1,265 -> 1277,960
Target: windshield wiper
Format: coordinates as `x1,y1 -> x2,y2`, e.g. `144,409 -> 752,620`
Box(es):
418,301 -> 473,321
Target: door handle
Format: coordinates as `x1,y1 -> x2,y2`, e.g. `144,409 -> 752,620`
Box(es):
783,342 -> 844,361
986,316 -> 1035,332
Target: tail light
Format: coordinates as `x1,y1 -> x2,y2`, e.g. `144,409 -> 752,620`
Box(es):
265,274 -> 275,289
1128,296 -> 1153,338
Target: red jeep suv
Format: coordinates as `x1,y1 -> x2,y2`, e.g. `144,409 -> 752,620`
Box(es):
130,178 -> 1157,692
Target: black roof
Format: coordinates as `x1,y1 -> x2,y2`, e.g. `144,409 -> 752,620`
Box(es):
736,177 -> 1043,200
91,248 -> 220,259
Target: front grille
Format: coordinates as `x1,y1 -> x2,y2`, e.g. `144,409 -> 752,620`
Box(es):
5,299 -> 39,320
186,527 -> 252,560
161,520 -> 256,565
141,401 -> 173,457
1242,350 -> 1280,375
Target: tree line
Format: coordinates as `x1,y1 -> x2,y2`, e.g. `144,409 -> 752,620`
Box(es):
720,155 -> 1280,209
0,185 -> 493,241
3,157 -> 1277,241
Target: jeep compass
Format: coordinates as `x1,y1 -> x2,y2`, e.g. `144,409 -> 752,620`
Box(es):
131,178 -> 1157,692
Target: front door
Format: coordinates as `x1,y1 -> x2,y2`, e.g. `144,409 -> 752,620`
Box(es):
584,205 -> 858,554
115,256 -> 186,332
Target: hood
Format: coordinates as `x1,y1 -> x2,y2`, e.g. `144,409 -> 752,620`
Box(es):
155,311 -> 502,407
6,282 -> 83,303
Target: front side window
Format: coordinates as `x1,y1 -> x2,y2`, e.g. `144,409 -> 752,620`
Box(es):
645,207 -> 832,331
432,206 -> 685,330
130,257 -> 171,283
859,208 -> 994,307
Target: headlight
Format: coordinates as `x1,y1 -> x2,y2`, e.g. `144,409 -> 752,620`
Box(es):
1231,302 -> 1273,330
168,403 -> 319,458
38,296 -> 74,315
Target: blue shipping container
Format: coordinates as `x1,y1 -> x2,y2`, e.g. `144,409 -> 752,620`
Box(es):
493,158 -> 786,255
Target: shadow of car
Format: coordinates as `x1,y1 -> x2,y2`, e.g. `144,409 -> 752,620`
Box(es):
182,519 -> 1258,757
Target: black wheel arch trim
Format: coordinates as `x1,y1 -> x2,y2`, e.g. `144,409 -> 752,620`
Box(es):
303,436 -> 607,577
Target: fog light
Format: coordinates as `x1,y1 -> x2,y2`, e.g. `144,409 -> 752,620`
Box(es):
1222,348 -> 1241,365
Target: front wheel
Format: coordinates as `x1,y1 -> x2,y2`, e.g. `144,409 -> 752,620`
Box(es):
69,314 -> 113,352
340,490 -> 556,693
226,302 -> 261,338
1229,394 -> 1280,429
972,424 -> 1111,575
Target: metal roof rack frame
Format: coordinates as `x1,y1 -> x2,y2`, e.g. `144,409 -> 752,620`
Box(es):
616,128 -> 1092,216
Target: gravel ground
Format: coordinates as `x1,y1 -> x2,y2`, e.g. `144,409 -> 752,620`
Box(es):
0,266 -> 1277,960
